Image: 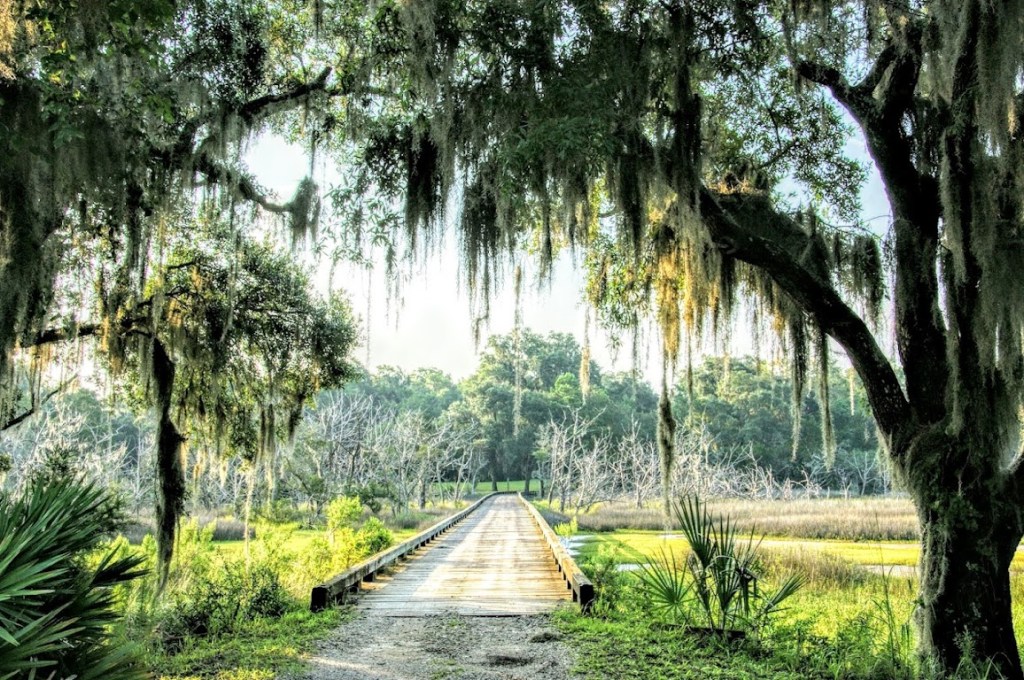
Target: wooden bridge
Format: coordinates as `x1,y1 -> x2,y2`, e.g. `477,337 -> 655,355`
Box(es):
311,493 -> 593,616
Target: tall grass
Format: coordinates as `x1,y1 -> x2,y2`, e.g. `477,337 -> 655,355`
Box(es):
549,496 -> 918,540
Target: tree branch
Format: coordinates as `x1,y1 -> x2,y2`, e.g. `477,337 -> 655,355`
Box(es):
192,154 -> 293,214
701,188 -> 913,447
796,25 -> 947,425
31,323 -> 100,348
0,377 -> 76,432
238,67 -> 333,124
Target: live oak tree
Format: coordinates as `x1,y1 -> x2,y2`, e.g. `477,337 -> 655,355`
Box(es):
322,0 -> 1024,675
0,0 -> 358,582
5,0 -> 1024,674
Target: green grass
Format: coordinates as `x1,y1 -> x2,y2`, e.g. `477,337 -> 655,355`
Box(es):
574,530 -> 1024,570
554,609 -> 809,679
146,607 -> 348,680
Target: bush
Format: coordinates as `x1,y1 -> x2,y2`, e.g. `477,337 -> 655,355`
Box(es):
0,479 -> 147,680
257,499 -> 305,524
578,545 -> 633,617
636,497 -> 805,636
160,561 -> 291,646
356,517 -> 394,555
554,516 -> 579,538
326,496 -> 363,535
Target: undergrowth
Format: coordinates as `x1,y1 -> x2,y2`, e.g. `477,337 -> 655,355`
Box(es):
113,496 -> 394,679
560,499 -> 1012,680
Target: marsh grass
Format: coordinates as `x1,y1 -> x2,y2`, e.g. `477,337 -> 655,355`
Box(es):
549,496 -> 919,540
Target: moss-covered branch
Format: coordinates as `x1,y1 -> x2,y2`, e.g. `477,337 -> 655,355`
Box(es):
701,188 -> 912,447
797,22 -> 948,425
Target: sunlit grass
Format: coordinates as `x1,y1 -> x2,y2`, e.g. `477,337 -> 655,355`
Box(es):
540,495 -> 920,540
576,530 -> 1024,570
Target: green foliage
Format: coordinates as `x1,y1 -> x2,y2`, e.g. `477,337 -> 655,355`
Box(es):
460,329 -> 653,484
161,561 -> 290,645
356,517 -> 393,556
0,479 -> 146,680
676,356 -> 880,485
325,496 -> 364,534
670,497 -> 804,634
636,548 -> 691,623
554,517 -> 579,538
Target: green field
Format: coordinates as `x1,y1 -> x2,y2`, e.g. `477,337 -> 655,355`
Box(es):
572,530 -> 1024,570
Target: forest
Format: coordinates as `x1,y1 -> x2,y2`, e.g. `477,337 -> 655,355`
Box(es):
3,0 -> 1024,678
0,334 -> 884,521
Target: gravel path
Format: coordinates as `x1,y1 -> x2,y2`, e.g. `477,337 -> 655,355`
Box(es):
294,612 -> 577,680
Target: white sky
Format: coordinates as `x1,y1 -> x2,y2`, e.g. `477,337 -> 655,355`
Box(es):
247,133 -> 891,386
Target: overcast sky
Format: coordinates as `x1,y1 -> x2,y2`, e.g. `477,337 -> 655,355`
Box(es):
247,133 -> 890,386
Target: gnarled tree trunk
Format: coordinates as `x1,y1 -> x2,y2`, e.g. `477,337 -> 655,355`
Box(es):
904,429 -> 1024,678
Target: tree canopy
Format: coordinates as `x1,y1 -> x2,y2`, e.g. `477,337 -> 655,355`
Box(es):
316,2 -> 1024,674
5,0 -> 1024,675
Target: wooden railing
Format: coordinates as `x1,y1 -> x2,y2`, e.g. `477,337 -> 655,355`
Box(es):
517,493 -> 594,611
309,492 -> 506,611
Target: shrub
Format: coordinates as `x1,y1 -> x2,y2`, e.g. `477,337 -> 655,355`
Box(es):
257,499 -> 304,524
676,496 -> 804,634
635,496 -> 805,637
554,516 -> 579,538
578,545 -> 633,617
0,479 -> 147,680
159,560 -> 291,647
356,517 -> 394,555
345,481 -> 396,514
295,535 -> 338,586
326,496 -> 363,535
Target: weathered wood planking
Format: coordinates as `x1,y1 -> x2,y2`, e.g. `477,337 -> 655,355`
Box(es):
355,494 -> 572,616
310,492 -> 503,611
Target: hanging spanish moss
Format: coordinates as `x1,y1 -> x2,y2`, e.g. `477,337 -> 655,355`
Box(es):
656,368 -> 676,524
580,307 -> 592,402
818,330 -> 837,467
789,316 -> 808,460
512,264 -> 524,438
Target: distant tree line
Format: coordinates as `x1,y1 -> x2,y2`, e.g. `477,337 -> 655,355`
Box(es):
1,329 -> 886,518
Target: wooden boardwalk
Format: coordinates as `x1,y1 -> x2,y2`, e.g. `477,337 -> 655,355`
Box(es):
355,495 -> 571,616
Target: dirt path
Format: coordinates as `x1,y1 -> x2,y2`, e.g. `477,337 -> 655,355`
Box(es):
295,612 -> 577,680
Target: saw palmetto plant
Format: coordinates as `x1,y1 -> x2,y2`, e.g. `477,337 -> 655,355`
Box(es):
0,479 -> 146,680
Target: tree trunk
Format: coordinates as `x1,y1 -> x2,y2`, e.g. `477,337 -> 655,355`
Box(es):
152,338 -> 185,592
914,491 -> 1023,679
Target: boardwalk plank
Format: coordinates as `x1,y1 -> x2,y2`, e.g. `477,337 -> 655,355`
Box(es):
355,495 -> 570,616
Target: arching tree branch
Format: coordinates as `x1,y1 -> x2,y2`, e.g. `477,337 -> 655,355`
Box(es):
701,188 -> 912,448
796,23 -> 947,425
